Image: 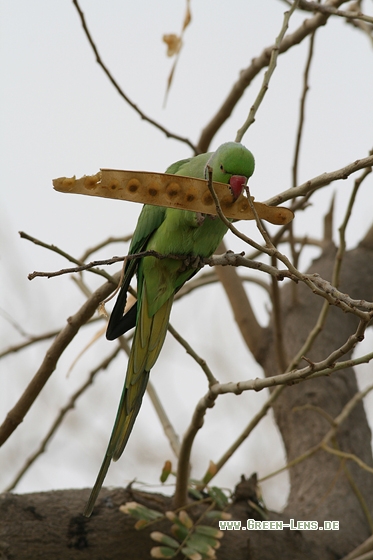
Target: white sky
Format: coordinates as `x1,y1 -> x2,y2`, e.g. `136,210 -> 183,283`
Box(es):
1,0 -> 372,512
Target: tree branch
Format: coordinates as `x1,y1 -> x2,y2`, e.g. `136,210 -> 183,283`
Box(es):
0,274 -> 120,446
71,0 -> 197,152
265,153 -> 373,206
197,0 -> 347,151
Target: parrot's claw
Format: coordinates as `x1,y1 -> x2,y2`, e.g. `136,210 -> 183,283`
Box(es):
181,254 -> 204,271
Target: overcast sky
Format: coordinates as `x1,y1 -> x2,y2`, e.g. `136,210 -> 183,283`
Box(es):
1,0 -> 372,511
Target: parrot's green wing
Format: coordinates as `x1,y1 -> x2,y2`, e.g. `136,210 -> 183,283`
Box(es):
165,157 -> 192,175
106,204 -> 166,340
165,151 -> 212,178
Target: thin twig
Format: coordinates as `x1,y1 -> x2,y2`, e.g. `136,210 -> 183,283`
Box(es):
0,274 -> 120,446
236,0 -> 300,141
297,0 -> 373,25
146,380 -> 181,459
288,24 -> 317,297
173,326 -> 373,508
292,27 -> 317,189
20,231 -> 114,283
0,318 -> 101,359
334,163 -> 372,287
265,153 -> 373,206
270,254 -> 288,371
80,234 -> 132,262
72,0 -> 197,152
5,346 -> 121,491
28,250 -> 187,280
286,163 -> 372,368
168,324 -> 218,386
211,318 -> 373,395
197,0 -> 347,151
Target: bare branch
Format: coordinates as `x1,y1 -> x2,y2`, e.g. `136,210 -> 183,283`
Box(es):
197,0 -> 347,151
0,274 -> 119,446
80,234 -> 132,262
27,250 -> 191,280
71,0 -> 197,152
335,164 -> 372,286
20,231 -> 114,283
265,153 -> 373,206
168,324 -> 218,386
173,390 -> 218,509
146,380 -> 181,459
297,0 -> 373,25
4,346 -> 121,491
0,318 -> 101,359
292,26 -> 317,189
236,0 -> 299,142
211,385 -> 285,482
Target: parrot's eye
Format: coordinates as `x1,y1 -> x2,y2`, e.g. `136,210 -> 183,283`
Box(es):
220,164 -> 224,172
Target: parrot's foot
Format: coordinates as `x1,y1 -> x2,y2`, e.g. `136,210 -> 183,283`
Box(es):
181,254 -> 204,271
196,212 -> 206,226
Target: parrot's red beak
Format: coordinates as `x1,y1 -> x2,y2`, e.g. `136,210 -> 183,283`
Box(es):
229,175 -> 247,201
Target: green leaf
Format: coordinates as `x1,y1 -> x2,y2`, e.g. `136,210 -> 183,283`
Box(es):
121,502 -> 163,522
180,546 -> 202,560
195,525 -> 223,539
179,510 -> 193,528
208,487 -> 228,509
150,546 -> 177,558
188,488 -> 204,500
187,533 -> 216,555
171,523 -> 189,541
150,532 -> 180,549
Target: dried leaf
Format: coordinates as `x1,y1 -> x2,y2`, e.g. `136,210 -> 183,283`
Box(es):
182,0 -> 192,31
163,34 -> 182,57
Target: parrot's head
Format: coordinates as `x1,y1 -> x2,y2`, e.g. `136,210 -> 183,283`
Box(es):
207,142 -> 255,201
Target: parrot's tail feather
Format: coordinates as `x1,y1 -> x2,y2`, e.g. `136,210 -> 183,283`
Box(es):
113,370 -> 150,460
84,287 -> 173,514
112,288 -> 173,460
83,454 -> 112,517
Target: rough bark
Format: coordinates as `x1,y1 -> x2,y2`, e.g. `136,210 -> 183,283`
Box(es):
1,240 -> 373,560
259,241 -> 373,558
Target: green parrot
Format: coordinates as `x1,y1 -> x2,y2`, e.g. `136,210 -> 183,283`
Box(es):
83,142 -> 255,516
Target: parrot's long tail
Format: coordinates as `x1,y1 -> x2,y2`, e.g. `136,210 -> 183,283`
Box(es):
83,287 -> 173,517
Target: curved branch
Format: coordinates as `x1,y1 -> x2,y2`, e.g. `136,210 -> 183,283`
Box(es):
72,0 -> 197,152
197,0 -> 347,151
0,274 -> 120,446
265,153 -> 373,206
